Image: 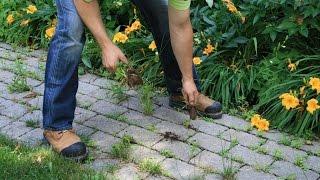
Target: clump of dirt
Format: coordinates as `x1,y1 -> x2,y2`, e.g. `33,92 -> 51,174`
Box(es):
163,132 -> 179,140
189,105 -> 197,120
126,68 -> 143,88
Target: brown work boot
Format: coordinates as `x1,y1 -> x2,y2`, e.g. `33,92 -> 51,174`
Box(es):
43,129 -> 88,162
169,93 -> 223,119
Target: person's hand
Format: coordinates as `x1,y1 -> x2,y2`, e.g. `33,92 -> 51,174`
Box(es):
182,78 -> 199,106
101,43 -> 128,72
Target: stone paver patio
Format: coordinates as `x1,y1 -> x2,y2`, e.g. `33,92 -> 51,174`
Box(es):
0,42 -> 320,180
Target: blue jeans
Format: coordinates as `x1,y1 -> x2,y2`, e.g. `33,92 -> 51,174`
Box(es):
43,0 -> 200,130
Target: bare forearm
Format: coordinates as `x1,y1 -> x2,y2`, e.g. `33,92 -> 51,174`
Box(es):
168,7 -> 194,81
74,0 -> 111,48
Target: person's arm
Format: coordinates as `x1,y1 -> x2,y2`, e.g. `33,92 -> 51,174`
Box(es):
168,0 -> 198,105
74,0 -> 127,72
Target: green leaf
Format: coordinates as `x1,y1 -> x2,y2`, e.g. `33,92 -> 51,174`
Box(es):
82,57 -> 92,69
270,31 -> 277,42
253,37 -> 258,55
277,21 -> 297,30
206,0 -> 213,8
253,14 -> 260,25
299,25 -> 308,37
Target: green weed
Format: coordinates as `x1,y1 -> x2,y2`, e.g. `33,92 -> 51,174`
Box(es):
139,84 -> 154,116
25,120 -> 39,128
8,76 -> 30,93
160,149 -> 175,158
139,158 -> 164,176
110,135 -> 134,160
273,149 -> 284,161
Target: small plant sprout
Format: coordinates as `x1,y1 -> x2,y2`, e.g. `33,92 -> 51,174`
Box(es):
279,136 -> 291,146
139,158 -> 164,176
110,84 -> 129,104
25,120 -> 39,128
8,76 -> 31,93
160,149 -> 175,158
273,149 -> 284,161
139,83 -> 154,115
106,112 -> 128,122
294,156 -> 307,170
110,135 -> 134,160
183,119 -> 191,129
146,124 -> 156,132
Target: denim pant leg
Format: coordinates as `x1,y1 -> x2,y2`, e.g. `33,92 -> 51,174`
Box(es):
43,0 -> 85,131
131,0 -> 201,95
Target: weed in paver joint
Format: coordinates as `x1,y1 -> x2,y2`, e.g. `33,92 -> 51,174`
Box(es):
139,84 -> 154,116
8,76 -> 31,93
256,131 -> 264,138
110,135 -> 134,160
290,138 -> 304,149
80,135 -> 97,149
283,174 -> 297,180
160,149 -> 175,158
202,117 -> 214,123
294,156 -> 307,170
146,124 -> 156,132
110,84 -> 129,104
256,146 -> 268,155
279,136 -> 291,146
244,125 -> 254,132
139,158 -> 164,176
316,150 -> 320,157
254,164 -> 271,173
230,139 -> 239,148
183,119 -> 191,129
273,149 -> 284,161
104,164 -> 120,174
25,120 -> 39,128
106,112 -> 128,123
230,155 -> 244,164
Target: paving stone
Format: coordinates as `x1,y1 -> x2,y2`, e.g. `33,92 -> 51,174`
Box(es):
118,126 -> 163,147
27,96 -> 43,110
270,161 -> 319,180
114,163 -> 148,180
154,96 -> 170,108
228,145 -> 273,166
153,107 -> 189,125
131,145 -> 165,163
88,154 -> 121,172
91,77 -> 116,89
236,166 -> 277,180
301,142 -> 320,156
191,120 -> 228,136
84,115 -> 128,134
0,115 -> 12,128
0,121 -> 32,138
33,83 -> 44,95
90,100 -> 128,115
153,139 -> 201,162
120,96 -> 156,113
204,174 -> 223,180
188,133 -> 231,153
261,140 -> 307,163
78,81 -> 100,95
0,70 -> 15,84
190,150 -> 241,173
161,158 -> 203,179
74,123 -> 96,136
126,89 -> 138,97
90,131 -> 120,153
76,94 -> 97,108
0,102 -> 27,119
74,107 -> 97,124
26,78 -> 42,87
19,110 -> 42,122
79,73 -> 98,83
221,129 -> 262,147
155,121 -> 195,141
17,128 -> 43,146
89,88 -> 111,100
123,111 -> 161,129
214,114 -> 250,131
145,175 -> 171,180
24,56 -> 39,68
251,129 -> 285,142
306,156 -> 320,173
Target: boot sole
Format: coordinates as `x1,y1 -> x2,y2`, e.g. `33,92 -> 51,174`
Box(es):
42,137 -> 89,163
169,100 -> 223,119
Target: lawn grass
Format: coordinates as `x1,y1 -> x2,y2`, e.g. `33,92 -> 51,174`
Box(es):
0,135 -> 107,179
